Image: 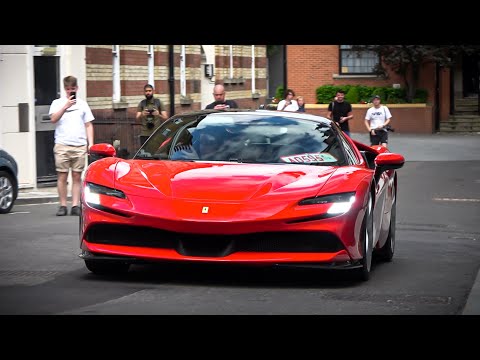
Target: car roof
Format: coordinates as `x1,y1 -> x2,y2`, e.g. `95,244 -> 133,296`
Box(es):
171,108 -> 332,126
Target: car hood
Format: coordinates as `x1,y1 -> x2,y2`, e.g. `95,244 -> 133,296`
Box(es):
114,160 -> 337,201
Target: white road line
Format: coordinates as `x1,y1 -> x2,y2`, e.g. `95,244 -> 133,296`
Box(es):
8,211 -> 31,214
433,198 -> 480,202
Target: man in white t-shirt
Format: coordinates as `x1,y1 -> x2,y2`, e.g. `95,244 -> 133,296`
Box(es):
49,75 -> 94,216
276,89 -> 299,112
364,95 -> 392,147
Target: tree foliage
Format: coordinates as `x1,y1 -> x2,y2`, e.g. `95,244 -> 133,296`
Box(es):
351,45 -> 480,102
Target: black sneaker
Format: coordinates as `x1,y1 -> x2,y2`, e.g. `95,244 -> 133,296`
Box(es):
70,206 -> 81,216
56,206 -> 67,216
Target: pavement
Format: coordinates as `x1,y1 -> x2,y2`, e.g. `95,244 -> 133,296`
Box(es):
14,132 -> 480,314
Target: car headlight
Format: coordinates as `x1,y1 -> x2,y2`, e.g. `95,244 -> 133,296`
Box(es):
298,192 -> 356,215
84,182 -> 126,205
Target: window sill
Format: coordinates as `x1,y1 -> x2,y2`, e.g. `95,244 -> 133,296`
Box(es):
180,96 -> 193,105
224,77 -> 245,85
332,74 -> 380,79
112,101 -> 129,109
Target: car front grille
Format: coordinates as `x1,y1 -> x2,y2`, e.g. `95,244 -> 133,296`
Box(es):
86,224 -> 344,257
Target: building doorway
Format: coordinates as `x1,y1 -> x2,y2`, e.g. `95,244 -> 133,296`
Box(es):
462,52 -> 479,97
34,46 -> 61,185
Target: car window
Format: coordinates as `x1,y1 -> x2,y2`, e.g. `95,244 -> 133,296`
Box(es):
136,113 -> 347,166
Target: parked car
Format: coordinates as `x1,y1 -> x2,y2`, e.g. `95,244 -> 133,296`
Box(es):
80,109 -> 404,281
0,148 -> 19,214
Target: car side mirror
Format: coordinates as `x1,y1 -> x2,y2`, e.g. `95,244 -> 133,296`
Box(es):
374,152 -> 405,171
89,143 -> 116,163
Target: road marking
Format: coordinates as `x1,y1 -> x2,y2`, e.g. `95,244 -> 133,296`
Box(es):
433,197 -> 480,202
8,211 -> 31,214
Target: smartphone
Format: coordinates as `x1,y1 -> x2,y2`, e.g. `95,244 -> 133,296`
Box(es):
70,92 -> 76,100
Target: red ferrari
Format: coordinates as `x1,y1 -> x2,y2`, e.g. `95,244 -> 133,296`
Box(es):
80,109 -> 404,281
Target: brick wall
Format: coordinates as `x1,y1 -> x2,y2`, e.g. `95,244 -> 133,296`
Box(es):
85,45 -> 268,155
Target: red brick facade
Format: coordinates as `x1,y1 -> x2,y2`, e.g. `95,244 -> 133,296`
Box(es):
287,45 -> 452,132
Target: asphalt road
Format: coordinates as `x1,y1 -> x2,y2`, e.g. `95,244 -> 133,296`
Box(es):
1,133 -> 479,315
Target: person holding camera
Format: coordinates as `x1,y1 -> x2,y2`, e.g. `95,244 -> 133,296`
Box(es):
364,95 -> 393,147
327,90 -> 353,137
205,84 -> 239,110
136,84 -> 167,146
276,89 -> 299,112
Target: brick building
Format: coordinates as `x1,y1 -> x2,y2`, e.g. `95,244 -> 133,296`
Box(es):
0,45 -> 267,190
284,45 -> 479,133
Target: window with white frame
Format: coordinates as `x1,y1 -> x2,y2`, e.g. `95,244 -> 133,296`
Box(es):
339,45 -> 379,75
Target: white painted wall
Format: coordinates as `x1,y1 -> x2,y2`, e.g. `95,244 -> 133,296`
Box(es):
0,45 -> 36,187
0,45 -> 86,189
201,45 -> 216,109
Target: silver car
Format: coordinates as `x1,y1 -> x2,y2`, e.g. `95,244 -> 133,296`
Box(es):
0,148 -> 18,214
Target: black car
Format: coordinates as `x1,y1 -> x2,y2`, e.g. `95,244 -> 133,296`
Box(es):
0,148 -> 19,214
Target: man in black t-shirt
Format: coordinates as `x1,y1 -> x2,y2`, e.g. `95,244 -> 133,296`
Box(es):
205,84 -> 239,110
327,90 -> 353,137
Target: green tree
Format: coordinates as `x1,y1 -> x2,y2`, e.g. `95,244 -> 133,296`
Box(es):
352,45 -> 480,102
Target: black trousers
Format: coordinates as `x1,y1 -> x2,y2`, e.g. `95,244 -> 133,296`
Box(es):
369,130 -> 388,145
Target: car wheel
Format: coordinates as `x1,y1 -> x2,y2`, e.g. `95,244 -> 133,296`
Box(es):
377,186 -> 396,262
353,193 -> 373,281
0,171 -> 16,214
84,260 -> 130,275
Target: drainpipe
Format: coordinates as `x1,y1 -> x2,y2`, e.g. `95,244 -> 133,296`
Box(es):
229,45 -> 234,79
283,45 -> 287,98
251,45 -> 255,95
168,45 -> 175,116
180,45 -> 186,97
434,62 -> 440,131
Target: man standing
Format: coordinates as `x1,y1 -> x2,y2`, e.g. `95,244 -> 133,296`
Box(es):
49,75 -> 94,216
327,90 -> 354,137
136,84 -> 168,146
364,95 -> 393,147
276,89 -> 299,112
205,84 -> 239,110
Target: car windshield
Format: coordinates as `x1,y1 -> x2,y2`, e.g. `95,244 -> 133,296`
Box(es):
134,112 -> 347,166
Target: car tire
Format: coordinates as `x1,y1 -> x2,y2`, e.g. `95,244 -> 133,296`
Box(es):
0,170 -> 16,214
377,186 -> 396,262
85,260 -> 130,275
353,193 -> 373,281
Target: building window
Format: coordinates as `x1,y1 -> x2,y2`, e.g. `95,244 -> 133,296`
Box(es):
339,45 -> 379,75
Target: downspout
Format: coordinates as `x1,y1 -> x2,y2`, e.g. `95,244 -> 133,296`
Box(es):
251,45 -> 255,95
168,45 -> 175,116
180,45 -> 186,97
283,45 -> 287,98
229,45 -> 233,79
434,62 -> 440,131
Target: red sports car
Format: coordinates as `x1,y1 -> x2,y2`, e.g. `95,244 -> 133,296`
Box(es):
80,109 -> 404,281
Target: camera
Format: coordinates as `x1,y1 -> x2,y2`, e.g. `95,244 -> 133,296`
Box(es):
146,119 -> 155,129
70,91 -> 76,100
385,125 -> 395,132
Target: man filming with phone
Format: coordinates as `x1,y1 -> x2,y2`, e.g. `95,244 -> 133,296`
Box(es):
136,84 -> 167,146
205,84 -> 239,110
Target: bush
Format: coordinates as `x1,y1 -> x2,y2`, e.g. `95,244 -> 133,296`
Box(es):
345,86 -> 360,104
275,86 -> 284,101
315,85 -> 427,104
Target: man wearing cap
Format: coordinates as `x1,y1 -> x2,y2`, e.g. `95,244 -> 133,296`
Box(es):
364,95 -> 392,147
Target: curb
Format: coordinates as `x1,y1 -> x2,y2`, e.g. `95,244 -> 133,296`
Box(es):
16,195 -> 71,206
